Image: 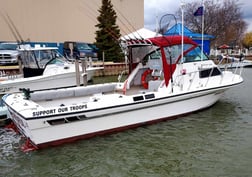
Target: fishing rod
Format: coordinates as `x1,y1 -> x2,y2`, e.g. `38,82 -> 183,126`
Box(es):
1,11 -> 21,43
78,1 -> 131,67
80,1 -> 153,67
88,1 -> 141,41
1,12 -> 42,70
6,13 -> 24,44
80,1 -> 130,42
113,4 -> 145,40
77,5 -> 123,42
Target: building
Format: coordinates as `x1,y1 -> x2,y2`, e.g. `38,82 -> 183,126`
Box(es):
0,0 -> 144,44
164,23 -> 214,55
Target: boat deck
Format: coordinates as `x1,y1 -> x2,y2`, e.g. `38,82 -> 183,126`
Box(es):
33,84 -> 148,109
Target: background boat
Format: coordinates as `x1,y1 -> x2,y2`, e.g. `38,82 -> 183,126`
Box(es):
0,44 -> 103,95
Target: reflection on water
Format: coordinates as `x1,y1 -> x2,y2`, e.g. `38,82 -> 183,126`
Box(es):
0,69 -> 252,177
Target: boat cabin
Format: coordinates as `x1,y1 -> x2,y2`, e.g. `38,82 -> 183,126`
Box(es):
18,45 -> 66,78
124,35 -> 216,91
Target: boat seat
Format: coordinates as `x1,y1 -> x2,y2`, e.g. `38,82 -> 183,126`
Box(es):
151,69 -> 163,77
30,89 -> 75,101
30,83 -> 118,101
74,83 -> 117,97
148,59 -> 163,78
148,80 -> 162,91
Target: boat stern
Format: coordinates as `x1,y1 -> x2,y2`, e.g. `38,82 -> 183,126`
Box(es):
2,93 -> 34,139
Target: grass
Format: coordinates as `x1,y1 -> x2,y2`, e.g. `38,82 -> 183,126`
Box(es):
91,74 -> 128,84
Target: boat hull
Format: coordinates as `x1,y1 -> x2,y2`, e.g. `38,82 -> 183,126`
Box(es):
7,87 -> 225,149
2,35 -> 244,151
0,68 -> 97,94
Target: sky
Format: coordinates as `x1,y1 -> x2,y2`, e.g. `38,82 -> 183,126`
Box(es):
144,0 -> 252,32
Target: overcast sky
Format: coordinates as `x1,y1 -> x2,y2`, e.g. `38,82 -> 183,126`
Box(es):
144,0 -> 252,32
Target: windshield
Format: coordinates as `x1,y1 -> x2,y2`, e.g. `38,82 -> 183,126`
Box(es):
163,44 -> 208,64
76,43 -> 92,50
183,46 -> 208,62
0,43 -> 18,50
21,49 -> 65,68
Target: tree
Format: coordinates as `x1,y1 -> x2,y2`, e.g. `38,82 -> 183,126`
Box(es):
242,32 -> 252,49
95,0 -> 123,62
176,0 -> 247,48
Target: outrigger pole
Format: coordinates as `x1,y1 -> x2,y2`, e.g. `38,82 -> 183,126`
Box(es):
201,0 -> 205,60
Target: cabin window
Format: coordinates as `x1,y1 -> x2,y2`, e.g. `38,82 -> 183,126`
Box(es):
146,50 -> 163,70
199,67 -> 222,78
145,93 -> 155,99
34,50 -> 55,68
133,95 -> 144,101
149,50 -> 161,60
131,45 -> 159,63
21,50 -> 38,68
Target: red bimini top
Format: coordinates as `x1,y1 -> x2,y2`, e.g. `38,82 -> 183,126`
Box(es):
148,35 -> 198,47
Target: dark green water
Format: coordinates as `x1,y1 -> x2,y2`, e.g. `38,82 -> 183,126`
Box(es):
0,69 -> 252,177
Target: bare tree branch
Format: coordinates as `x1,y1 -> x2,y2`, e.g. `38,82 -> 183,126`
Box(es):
176,0 -> 247,48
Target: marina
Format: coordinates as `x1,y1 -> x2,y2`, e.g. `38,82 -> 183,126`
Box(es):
0,0 -> 251,176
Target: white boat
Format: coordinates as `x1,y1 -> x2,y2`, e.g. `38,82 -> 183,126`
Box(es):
3,36 -> 243,151
217,55 -> 252,69
0,45 -> 103,95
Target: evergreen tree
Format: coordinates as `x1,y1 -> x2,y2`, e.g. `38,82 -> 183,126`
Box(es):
95,0 -> 123,62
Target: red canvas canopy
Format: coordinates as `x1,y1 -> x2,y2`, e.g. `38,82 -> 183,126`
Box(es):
149,35 -> 197,47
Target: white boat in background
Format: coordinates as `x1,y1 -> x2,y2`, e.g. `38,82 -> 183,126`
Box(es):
3,35 -> 243,151
217,55 -> 252,69
0,45 -> 103,95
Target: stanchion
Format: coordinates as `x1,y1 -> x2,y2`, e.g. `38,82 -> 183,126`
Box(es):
75,59 -> 80,86
81,58 -> 87,86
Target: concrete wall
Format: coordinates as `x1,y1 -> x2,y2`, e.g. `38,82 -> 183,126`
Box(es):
0,0 -> 144,43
